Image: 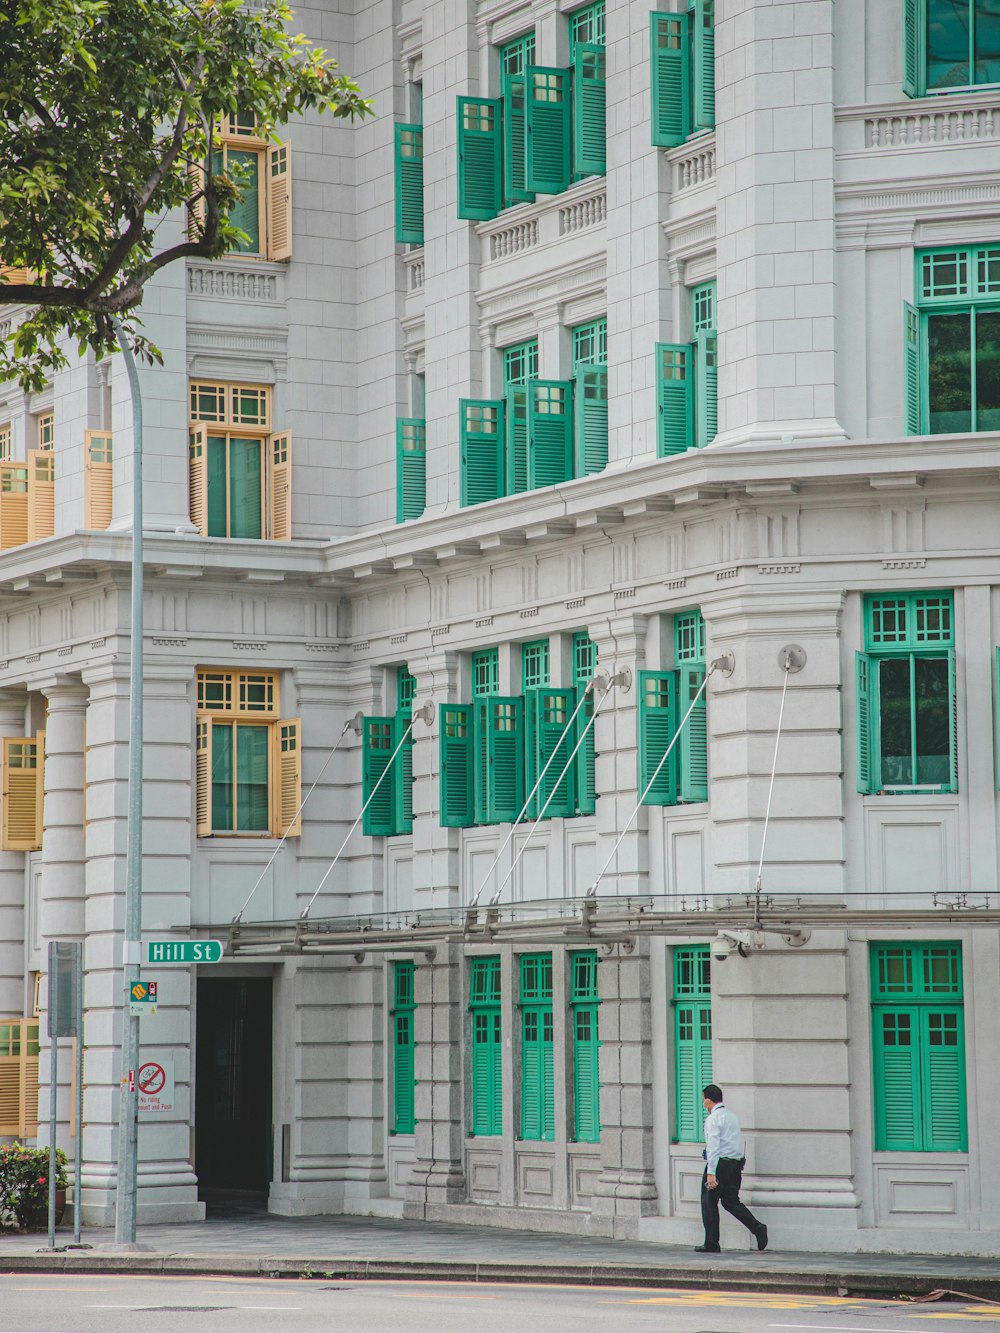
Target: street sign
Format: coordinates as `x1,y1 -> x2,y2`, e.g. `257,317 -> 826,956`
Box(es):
138,1056 -> 177,1118
129,980 -> 158,1016
146,940 -> 223,965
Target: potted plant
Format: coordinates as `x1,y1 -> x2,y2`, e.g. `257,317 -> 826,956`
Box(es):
0,1144 -> 68,1231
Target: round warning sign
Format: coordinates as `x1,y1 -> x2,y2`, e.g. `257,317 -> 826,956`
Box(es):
138,1061 -> 166,1095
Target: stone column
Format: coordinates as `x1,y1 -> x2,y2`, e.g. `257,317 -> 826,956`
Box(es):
408,650 -> 462,911
590,944 -> 658,1234
0,689 -> 30,1018
38,676 -> 88,944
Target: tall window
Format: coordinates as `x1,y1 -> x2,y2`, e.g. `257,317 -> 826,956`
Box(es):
470,957 -> 503,1136
870,942 -> 967,1152
572,318 -> 609,475
905,0 -> 1000,97
362,665 -> 415,836
856,592 -> 956,794
650,1 -> 715,147
0,1018 -> 40,1138
189,381 -> 291,540
639,610 -> 709,804
519,954 -> 554,1141
36,412 -> 54,452
390,960 -> 416,1135
673,945 -> 712,1142
906,246 -> 1000,436
394,94 -> 424,246
573,632 -> 597,815
0,423 -> 10,462
657,283 -> 718,456
0,735 -> 43,851
207,111 -> 292,260
521,639 -> 550,691
195,669 -> 301,837
570,950 -> 600,1142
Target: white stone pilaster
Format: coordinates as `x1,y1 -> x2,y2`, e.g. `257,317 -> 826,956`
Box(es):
0,690 -> 30,1018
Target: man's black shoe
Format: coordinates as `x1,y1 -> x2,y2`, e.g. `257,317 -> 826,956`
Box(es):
693,1245 -> 720,1253
756,1225 -> 768,1251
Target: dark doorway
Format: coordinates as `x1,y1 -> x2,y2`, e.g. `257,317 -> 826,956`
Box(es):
196,976 -> 272,1212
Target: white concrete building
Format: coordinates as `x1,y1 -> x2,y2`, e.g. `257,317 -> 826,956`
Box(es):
1,0 -> 1000,1255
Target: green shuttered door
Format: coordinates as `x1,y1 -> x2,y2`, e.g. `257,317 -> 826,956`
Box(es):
440,704 -> 474,827
457,97 -> 503,220
678,664 -> 708,802
460,399 -> 505,506
528,381 -> 573,488
362,717 -> 396,835
394,123 -> 424,244
573,45 -> 606,176
396,418 -> 426,522
657,344 -> 693,455
575,367 -> 608,475
639,671 -> 677,804
692,0 -> 716,132
650,13 -> 689,147
525,67 -> 571,195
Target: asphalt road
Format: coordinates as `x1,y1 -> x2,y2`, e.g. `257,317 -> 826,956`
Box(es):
0,1275 -> 996,1333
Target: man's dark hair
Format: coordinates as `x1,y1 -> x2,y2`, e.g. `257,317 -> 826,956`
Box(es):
702,1084 -> 723,1103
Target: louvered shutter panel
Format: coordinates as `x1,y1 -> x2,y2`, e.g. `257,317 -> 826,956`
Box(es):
523,688 -> 540,819
577,685 -> 596,816
394,123 -> 424,245
902,0 -> 919,96
362,717 -> 396,836
533,687 -> 576,819
21,1024 -> 40,1137
573,1008 -> 600,1142
678,665 -> 708,802
392,1011 -> 416,1134
473,698 -> 490,824
195,720 -> 212,837
440,704 -> 474,827
275,719 -> 302,837
396,419 -> 426,522
266,141 -> 292,261
903,303 -> 921,435
657,344 -> 694,455
692,0 -> 716,131
573,45 -> 606,176
189,424 -> 209,535
856,652 -> 873,794
650,13 -> 690,147
459,399 -> 505,506
34,730 -> 44,843
486,696 -> 524,824
83,430 -> 113,530
873,1008 -> 921,1150
505,386 -> 529,495
638,671 -> 677,805
695,330 -> 718,446
186,160 -> 206,242
27,450 -> 54,540
0,464 -> 29,549
525,67 -> 571,195
674,1007 -> 699,1142
527,381 -> 573,488
521,1011 -> 540,1139
0,1049 -> 18,1135
922,1008 -> 966,1151
944,647 -> 958,794
541,1021 -> 555,1139
395,713 -> 414,834
1,739 -> 39,851
457,97 -> 503,220
574,367 -> 608,476
502,77 -> 535,205
268,431 -> 292,540
471,1008 -> 501,1136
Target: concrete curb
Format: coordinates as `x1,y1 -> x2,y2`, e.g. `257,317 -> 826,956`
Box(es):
0,1251 -> 997,1301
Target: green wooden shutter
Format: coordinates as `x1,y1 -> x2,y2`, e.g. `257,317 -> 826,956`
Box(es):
674,1004 -> 699,1142
678,664 -> 708,802
695,330 -> 718,447
471,1008 -> 502,1136
873,1007 -> 921,1150
922,1008 -> 967,1151
638,671 -> 677,805
525,67 -> 571,195
903,303 -> 921,435
392,1011 -> 415,1133
505,385 -> 529,495
573,44 -> 606,176
574,367 -> 608,475
362,716 -> 396,835
474,698 -> 489,824
657,343 -> 694,455
856,652 -> 873,794
460,399 -> 505,506
572,1005 -> 600,1141
650,12 -> 690,147
902,0 -> 920,97
528,381 -> 574,488
503,76 -> 535,205
945,646 -> 958,794
577,685 -> 596,816
440,704 -> 474,827
528,687 -> 577,819
691,0 -> 715,131
520,1007 -> 554,1141
396,418 -> 426,522
395,712 -> 414,834
457,97 -> 503,220
485,697 -> 524,823
394,123 -> 424,244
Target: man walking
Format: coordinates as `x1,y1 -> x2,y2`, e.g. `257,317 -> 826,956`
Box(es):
695,1083 -> 768,1253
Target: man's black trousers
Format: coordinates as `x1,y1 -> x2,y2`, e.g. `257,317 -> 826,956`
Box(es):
701,1158 -> 763,1249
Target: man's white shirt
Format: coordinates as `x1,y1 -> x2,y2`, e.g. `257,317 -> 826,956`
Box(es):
704,1104 -> 744,1174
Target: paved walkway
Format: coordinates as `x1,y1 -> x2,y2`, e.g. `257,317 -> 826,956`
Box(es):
0,1211 -> 998,1301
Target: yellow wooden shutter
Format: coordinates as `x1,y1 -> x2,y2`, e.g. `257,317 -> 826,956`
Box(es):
0,265 -> 31,286
189,423 -> 208,535
275,718 -> 302,837
0,1023 -> 20,1134
267,141 -> 292,261
268,431 -> 291,540
35,730 -> 45,846
187,160 -> 206,242
196,719 -> 212,837
21,1020 -> 39,1137
0,463 -> 29,549
84,430 -> 113,529
27,449 -> 55,540
2,738 -> 40,851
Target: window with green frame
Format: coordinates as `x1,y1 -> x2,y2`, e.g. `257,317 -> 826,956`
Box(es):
460,372 -> 574,505
572,318 -> 609,475
396,418 -> 426,522
189,381 -> 291,541
570,950 -> 601,1142
657,283 -> 717,456
906,246 -> 1000,436
856,592 -> 956,795
362,665 -> 416,835
521,639 -> 550,691
904,0 -> 1000,97
390,960 -> 416,1134
569,1 -> 607,178
394,120 -> 424,245
673,945 -> 712,1142
638,610 -> 708,804
470,957 -> 502,1136
520,954 -> 555,1141
650,0 -> 715,147
504,339 -> 539,496
573,632 -> 597,816
870,942 -> 967,1152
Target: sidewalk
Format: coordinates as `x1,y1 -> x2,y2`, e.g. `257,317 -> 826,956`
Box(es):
0,1211 -> 997,1301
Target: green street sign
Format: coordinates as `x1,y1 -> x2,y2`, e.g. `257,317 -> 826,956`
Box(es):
146,940 -> 223,965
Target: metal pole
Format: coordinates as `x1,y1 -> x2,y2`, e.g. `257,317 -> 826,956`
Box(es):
113,318 -> 143,1245
74,943 -> 84,1245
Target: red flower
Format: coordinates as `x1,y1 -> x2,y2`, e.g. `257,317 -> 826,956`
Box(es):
37,1176 -> 46,1184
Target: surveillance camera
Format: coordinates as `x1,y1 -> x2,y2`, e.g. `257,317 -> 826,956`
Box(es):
711,934 -> 735,962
